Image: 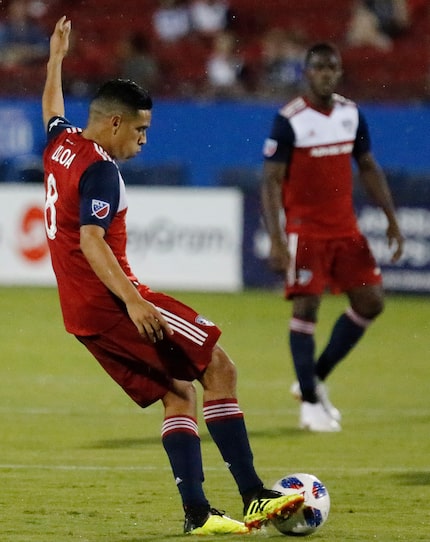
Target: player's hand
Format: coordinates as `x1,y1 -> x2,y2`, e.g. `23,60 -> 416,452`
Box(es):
268,237 -> 290,274
386,222 -> 404,263
50,16 -> 71,60
127,298 -> 173,343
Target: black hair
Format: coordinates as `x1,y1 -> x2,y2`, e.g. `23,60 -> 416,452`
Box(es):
304,43 -> 341,66
92,79 -> 153,111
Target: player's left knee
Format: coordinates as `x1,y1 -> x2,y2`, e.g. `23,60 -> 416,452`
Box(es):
368,303 -> 384,320
349,285 -> 385,320
356,296 -> 384,320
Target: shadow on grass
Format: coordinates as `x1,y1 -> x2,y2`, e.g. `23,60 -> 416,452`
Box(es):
392,471 -> 430,486
89,426 -> 305,449
115,538 -> 183,542
89,436 -> 160,448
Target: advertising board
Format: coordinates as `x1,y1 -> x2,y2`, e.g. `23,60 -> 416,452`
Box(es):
0,185 -> 243,291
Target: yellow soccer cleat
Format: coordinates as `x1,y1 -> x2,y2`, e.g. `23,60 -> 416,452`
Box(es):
244,489 -> 304,530
185,508 -> 250,535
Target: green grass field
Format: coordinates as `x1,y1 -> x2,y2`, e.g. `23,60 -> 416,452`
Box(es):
1,287 -> 429,541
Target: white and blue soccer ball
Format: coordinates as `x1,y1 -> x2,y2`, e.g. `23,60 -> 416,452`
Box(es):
271,473 -> 330,536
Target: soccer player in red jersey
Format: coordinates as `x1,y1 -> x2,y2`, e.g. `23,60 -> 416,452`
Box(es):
42,17 -> 304,535
261,42 -> 404,432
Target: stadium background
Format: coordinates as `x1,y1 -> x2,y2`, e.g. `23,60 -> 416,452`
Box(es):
0,0 -> 429,292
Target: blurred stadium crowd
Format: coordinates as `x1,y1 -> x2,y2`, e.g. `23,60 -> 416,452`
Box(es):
0,0 -> 428,103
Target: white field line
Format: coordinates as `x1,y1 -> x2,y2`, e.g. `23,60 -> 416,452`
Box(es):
0,464 -> 428,474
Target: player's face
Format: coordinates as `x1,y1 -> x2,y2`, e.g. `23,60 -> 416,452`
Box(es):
305,52 -> 342,99
112,109 -> 151,160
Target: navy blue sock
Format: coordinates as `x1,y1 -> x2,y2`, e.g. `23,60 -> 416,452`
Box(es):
203,399 -> 263,497
289,319 -> 317,403
316,310 -> 367,381
161,416 -> 209,509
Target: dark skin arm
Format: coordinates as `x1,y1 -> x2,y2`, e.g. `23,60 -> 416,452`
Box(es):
261,160 -> 289,273
356,151 -> 404,262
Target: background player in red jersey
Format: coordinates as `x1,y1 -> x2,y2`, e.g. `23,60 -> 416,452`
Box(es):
42,17 -> 304,535
261,42 -> 404,432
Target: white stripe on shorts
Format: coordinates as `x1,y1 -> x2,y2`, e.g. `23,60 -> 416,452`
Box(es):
287,232 -> 298,286
158,307 -> 208,346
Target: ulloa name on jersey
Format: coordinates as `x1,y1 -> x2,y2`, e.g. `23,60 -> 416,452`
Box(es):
52,144 -> 76,169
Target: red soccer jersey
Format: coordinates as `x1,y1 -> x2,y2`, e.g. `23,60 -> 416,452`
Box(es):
263,94 -> 371,238
43,117 -> 142,336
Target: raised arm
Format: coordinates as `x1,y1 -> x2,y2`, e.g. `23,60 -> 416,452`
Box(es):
42,16 -> 71,129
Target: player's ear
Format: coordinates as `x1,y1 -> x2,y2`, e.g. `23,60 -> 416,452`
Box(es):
111,115 -> 122,134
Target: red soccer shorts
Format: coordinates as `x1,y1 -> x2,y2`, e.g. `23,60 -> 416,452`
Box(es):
285,232 -> 382,298
76,288 -> 221,408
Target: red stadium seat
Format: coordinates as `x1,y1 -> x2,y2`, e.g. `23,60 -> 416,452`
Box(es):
0,0 -> 426,102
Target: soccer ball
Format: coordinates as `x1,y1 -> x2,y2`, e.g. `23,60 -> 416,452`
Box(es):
271,473 -> 330,536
